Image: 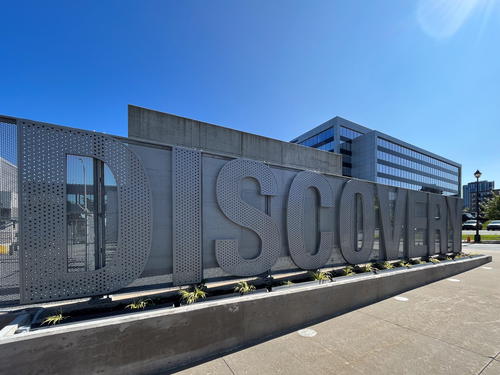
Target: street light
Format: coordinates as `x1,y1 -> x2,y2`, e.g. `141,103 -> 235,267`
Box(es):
474,169 -> 482,243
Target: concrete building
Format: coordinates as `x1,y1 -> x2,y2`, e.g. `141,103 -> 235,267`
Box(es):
291,117 -> 461,196
463,180 -> 495,211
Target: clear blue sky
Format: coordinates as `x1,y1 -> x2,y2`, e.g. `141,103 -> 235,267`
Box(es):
1,0 -> 499,189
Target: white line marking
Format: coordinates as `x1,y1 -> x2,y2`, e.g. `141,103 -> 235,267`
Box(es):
447,278 -> 460,282
394,296 -> 408,301
481,266 -> 493,270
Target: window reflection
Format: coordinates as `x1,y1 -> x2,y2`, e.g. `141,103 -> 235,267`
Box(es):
66,155 -> 118,272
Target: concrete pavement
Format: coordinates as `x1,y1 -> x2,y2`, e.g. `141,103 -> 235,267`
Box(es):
173,244 -> 500,375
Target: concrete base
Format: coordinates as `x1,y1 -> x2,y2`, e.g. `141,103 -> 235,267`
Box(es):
0,256 -> 491,375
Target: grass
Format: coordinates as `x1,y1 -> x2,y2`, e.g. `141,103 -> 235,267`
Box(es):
337,265 -> 355,276
309,270 -> 330,282
42,312 -> 67,326
234,281 -> 256,294
462,234 -> 500,241
354,264 -> 374,273
373,261 -> 394,270
393,260 -> 411,268
179,285 -> 207,305
125,298 -> 153,310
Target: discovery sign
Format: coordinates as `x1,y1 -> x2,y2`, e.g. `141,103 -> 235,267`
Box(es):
13,118 -> 462,304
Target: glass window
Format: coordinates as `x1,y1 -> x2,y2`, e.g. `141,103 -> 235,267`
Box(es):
66,155 -> 118,272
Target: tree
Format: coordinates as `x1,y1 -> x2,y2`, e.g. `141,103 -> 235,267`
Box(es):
481,195 -> 500,221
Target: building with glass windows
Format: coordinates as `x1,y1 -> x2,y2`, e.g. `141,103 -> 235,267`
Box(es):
463,180 -> 495,211
291,117 -> 461,196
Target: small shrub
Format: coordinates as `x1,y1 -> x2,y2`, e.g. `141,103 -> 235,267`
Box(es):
339,265 -> 355,276
393,260 -> 411,268
374,261 -> 394,270
179,285 -> 207,305
437,255 -> 452,261
309,270 -> 330,282
409,258 -> 425,265
428,257 -> 440,264
125,298 -> 153,310
281,280 -> 294,286
42,312 -> 67,326
234,281 -> 256,295
354,264 -> 374,273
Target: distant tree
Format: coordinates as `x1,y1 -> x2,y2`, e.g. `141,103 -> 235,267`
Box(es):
481,195 -> 500,220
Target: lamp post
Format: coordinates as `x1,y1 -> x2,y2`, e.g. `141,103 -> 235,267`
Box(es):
474,169 -> 482,243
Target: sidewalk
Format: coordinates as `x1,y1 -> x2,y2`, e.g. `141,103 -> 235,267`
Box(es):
174,244 -> 500,375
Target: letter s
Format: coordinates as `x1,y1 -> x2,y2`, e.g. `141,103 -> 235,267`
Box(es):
215,159 -> 281,276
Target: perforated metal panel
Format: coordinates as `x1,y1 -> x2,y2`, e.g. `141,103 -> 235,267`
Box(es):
377,185 -> 407,260
446,196 -> 462,253
172,147 -> 202,286
215,159 -> 280,276
0,120 -> 19,304
428,194 -> 447,255
339,180 -> 375,264
407,191 -> 428,258
287,171 -> 334,270
19,121 -> 152,303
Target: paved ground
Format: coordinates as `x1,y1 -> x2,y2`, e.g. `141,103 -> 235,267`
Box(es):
174,244 -> 500,375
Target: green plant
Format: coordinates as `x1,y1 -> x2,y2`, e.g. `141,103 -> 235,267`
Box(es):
179,285 -> 207,305
393,260 -> 411,268
309,270 -> 330,282
409,258 -> 425,265
428,257 -> 440,264
374,261 -> 394,270
281,280 -> 294,286
340,265 -> 355,276
481,195 -> 500,221
41,312 -> 67,326
354,263 -> 374,273
437,255 -> 452,261
125,298 -> 153,310
234,281 -> 256,294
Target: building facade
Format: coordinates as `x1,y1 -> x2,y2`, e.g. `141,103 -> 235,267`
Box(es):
463,180 -> 495,211
291,117 -> 461,196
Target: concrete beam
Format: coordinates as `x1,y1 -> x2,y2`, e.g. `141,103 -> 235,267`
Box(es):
0,256 -> 490,375
128,105 -> 342,175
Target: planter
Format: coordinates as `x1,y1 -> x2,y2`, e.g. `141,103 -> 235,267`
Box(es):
407,263 -> 429,269
373,268 -> 398,275
204,293 -> 240,302
273,280 -> 326,292
333,272 -> 374,282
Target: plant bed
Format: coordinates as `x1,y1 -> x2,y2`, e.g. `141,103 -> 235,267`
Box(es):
332,272 -> 374,282
273,280 -> 328,292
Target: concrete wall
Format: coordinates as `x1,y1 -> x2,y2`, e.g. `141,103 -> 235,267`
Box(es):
128,105 -> 342,176
0,255 -> 490,375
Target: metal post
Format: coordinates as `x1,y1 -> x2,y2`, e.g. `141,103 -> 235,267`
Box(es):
474,171 -> 481,243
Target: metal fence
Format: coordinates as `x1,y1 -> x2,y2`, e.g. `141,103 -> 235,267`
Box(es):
0,119 -> 19,304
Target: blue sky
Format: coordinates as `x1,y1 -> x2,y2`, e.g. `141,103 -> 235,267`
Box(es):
1,0 -> 499,189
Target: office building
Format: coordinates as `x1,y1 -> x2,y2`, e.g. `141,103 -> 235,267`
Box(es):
291,117 -> 461,196
463,180 -> 495,211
